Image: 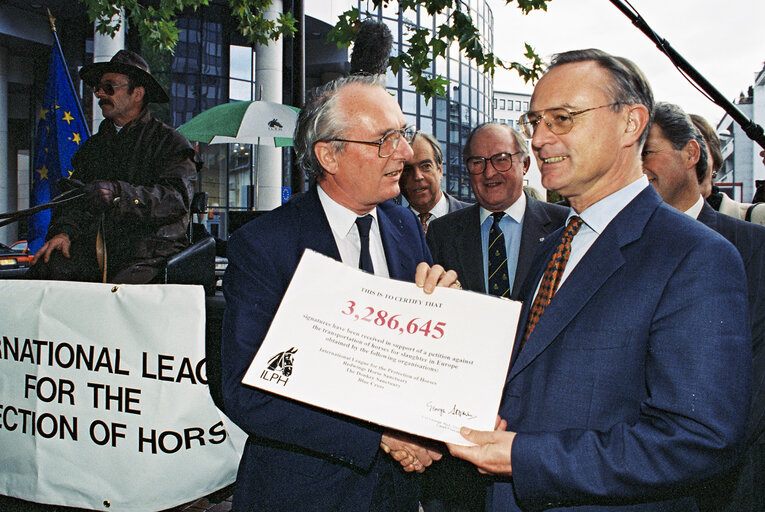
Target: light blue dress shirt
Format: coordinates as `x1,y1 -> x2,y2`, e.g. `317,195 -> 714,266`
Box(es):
480,193 -> 526,294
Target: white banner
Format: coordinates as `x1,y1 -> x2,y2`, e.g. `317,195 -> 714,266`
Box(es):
0,280 -> 245,512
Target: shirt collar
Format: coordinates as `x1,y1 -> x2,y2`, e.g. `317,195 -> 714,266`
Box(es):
684,195 -> 705,219
479,190 -> 527,225
409,191 -> 448,218
571,175 -> 649,234
317,184 -> 378,239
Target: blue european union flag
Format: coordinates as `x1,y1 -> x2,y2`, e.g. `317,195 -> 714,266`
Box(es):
28,36 -> 89,253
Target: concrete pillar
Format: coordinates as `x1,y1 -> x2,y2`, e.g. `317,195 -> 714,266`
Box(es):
254,0 -> 283,211
0,46 -> 9,244
91,12 -> 125,132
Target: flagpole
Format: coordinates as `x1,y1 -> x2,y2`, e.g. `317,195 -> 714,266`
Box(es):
46,8 -> 91,137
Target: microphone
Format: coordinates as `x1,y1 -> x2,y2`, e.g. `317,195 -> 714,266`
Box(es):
349,20 -> 393,76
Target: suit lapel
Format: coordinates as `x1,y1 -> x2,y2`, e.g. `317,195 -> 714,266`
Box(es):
508,187 -> 661,381
298,187 -> 342,261
512,196 -> 555,299
456,205 -> 486,293
378,205 -> 407,280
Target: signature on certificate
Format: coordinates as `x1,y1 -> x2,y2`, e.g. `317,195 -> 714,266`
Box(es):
426,401 -> 476,419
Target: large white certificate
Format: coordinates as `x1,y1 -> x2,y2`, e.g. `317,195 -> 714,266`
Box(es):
242,249 -> 521,445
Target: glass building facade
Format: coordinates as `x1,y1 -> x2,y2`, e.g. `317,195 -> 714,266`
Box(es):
4,0 -> 495,242
362,0 -> 494,201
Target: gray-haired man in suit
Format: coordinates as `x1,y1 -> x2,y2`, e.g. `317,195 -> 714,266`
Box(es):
427,123 -> 567,300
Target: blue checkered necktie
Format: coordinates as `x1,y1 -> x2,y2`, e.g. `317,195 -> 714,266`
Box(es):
488,212 -> 509,297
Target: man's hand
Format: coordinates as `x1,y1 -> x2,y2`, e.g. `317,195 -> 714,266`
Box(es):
381,430 -> 443,473
86,180 -> 120,209
446,426 -> 516,476
415,262 -> 459,294
31,233 -> 71,265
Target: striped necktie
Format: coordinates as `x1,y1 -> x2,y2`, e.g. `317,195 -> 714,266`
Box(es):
488,212 -> 510,297
520,216 -> 583,347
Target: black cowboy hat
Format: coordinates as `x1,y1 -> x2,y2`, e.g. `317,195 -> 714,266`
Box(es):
79,49 -> 169,103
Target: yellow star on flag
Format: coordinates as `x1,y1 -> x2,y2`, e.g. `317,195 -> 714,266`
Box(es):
62,111 -> 74,125
39,107 -> 49,120
67,169 -> 74,178
72,132 -> 82,145
36,164 -> 49,181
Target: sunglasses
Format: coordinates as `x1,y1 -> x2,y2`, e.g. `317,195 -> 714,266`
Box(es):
93,82 -> 129,96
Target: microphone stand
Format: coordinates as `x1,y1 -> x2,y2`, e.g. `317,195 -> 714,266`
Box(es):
609,0 -> 765,150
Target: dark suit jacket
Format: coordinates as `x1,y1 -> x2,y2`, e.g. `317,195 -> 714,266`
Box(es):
221,187 -> 432,512
493,186 -> 751,511
698,202 -> 765,444
426,193 -> 568,300
445,192 -> 472,213
694,203 -> 765,511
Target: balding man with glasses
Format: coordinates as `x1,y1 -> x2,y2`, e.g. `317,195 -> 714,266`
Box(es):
423,123 -> 566,511
222,74 -> 457,512
427,123 -> 567,300
447,49 -> 751,512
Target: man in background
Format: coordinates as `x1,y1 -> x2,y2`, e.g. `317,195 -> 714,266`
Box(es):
427,123 -> 567,300
401,130 -> 469,234
421,123 -> 566,512
29,50 -> 197,284
643,101 -> 765,511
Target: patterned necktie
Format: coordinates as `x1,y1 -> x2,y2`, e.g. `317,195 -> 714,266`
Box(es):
488,212 -> 510,297
355,215 -> 374,274
419,212 -> 432,234
520,216 -> 583,346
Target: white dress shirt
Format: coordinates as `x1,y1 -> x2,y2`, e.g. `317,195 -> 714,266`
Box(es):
408,192 -> 449,228
684,195 -> 705,220
317,185 -> 390,277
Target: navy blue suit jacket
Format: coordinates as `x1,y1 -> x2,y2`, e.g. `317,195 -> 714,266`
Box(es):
698,202 -> 765,444
221,187 -> 432,512
492,186 -> 752,511
427,194 -> 568,300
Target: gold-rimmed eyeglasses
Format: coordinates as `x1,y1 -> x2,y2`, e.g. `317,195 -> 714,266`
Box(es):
519,103 -> 620,138
325,126 -> 416,158
465,151 -> 521,175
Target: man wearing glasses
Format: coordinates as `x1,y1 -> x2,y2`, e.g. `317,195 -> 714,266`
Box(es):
222,74 -> 456,512
427,123 -> 567,300
447,49 -> 751,511
423,123 -> 566,512
29,50 -> 196,283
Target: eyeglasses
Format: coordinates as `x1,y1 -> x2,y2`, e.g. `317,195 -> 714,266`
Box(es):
465,151 -> 520,175
519,103 -> 620,138
326,126 -> 416,158
93,82 -> 129,96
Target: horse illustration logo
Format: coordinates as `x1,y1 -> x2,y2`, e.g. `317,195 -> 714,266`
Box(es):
267,347 -> 298,377
268,118 -> 283,129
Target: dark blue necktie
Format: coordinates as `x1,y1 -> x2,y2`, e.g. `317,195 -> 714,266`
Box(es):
488,212 -> 509,297
356,215 -> 374,274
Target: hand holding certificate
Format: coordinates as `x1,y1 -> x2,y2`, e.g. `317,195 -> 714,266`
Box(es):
242,250 -> 521,445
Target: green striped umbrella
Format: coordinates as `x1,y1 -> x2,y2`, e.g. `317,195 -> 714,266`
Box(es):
178,100 -> 300,147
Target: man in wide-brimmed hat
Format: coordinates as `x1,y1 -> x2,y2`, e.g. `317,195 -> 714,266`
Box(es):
29,49 -> 198,284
